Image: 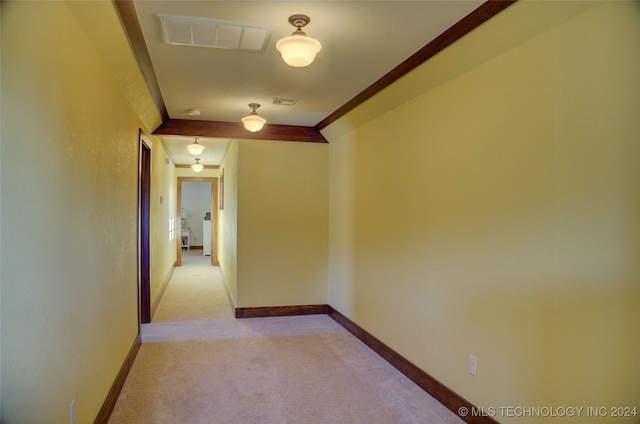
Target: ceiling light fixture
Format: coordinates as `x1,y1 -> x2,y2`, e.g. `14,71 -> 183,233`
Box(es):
241,103 -> 267,132
191,158 -> 204,173
276,14 -> 321,67
187,137 -> 205,156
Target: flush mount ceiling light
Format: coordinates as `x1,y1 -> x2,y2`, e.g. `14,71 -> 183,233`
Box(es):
276,14 -> 321,67
191,158 -> 204,173
241,103 -> 267,132
187,137 -> 205,156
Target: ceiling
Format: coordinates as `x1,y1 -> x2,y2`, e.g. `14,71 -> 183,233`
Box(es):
125,1 -> 488,166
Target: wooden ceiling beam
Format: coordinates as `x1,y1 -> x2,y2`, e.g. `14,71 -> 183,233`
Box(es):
153,119 -> 328,144
114,0 -> 169,121
314,0 -> 517,131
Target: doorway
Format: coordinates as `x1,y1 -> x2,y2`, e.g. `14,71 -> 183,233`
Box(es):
138,131 -> 151,324
176,177 -> 218,267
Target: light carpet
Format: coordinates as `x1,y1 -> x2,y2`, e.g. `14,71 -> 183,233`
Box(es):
107,250 -> 464,424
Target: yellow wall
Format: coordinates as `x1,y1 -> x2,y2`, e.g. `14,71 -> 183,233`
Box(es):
2,0 -> 637,422
218,141 -> 239,305
237,140 -> 328,307
149,136 -> 177,307
1,1 -> 162,422
326,1 -> 640,422
328,130 -> 357,314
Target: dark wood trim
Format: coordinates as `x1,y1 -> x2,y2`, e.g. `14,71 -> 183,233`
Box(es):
138,131 -> 152,324
235,304 -> 330,319
154,119 -> 328,144
113,0 -> 169,121
117,0 -> 513,142
93,334 -> 142,424
315,0 -> 517,131
328,306 -> 499,424
234,303 -> 497,422
150,266 -> 174,321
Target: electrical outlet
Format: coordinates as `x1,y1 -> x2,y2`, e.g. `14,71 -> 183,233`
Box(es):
70,400 -> 76,424
468,355 -> 477,376
333,284 -> 337,294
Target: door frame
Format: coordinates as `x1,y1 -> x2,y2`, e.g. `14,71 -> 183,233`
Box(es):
138,130 -> 152,324
176,177 -> 219,266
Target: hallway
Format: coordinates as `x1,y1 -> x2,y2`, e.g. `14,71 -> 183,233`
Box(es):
107,250 -> 464,423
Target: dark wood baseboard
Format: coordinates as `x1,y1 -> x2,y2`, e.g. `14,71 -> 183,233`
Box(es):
99,304 -> 494,423
327,306 -> 498,424
235,304 -> 329,318
93,333 -> 142,424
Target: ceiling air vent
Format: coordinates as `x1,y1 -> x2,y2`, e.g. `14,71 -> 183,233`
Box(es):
272,98 -> 298,106
159,14 -> 273,52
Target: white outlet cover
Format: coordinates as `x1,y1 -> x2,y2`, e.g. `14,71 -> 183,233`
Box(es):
70,400 -> 77,424
468,355 -> 477,376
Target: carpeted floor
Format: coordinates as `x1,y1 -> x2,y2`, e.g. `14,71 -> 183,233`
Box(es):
107,250 -> 465,424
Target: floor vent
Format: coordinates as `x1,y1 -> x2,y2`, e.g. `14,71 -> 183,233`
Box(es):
159,14 -> 272,52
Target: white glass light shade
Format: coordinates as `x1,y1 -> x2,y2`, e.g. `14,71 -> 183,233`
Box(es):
191,158 -> 203,173
241,113 -> 267,132
276,34 -> 321,67
187,140 -> 204,156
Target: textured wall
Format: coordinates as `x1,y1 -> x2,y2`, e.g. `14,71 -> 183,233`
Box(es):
218,141 -> 239,305
1,1 -> 158,422
237,140 -> 329,308
326,2 -> 640,422
149,137 -> 177,307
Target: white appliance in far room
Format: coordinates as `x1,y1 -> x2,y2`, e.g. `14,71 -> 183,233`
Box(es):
203,219 -> 211,256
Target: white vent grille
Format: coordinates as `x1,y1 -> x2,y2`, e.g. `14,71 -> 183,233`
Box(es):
272,98 -> 298,106
159,15 -> 272,52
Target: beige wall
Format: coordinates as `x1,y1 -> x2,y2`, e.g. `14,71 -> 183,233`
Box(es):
1,1 -> 161,423
2,0 -> 637,422
218,141 -> 239,305
328,131 -> 357,314
149,136 -> 177,307
237,140 -> 329,308
326,1 -> 640,422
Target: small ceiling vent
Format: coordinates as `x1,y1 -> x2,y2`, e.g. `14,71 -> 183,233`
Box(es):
159,15 -> 273,52
272,98 -> 298,106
